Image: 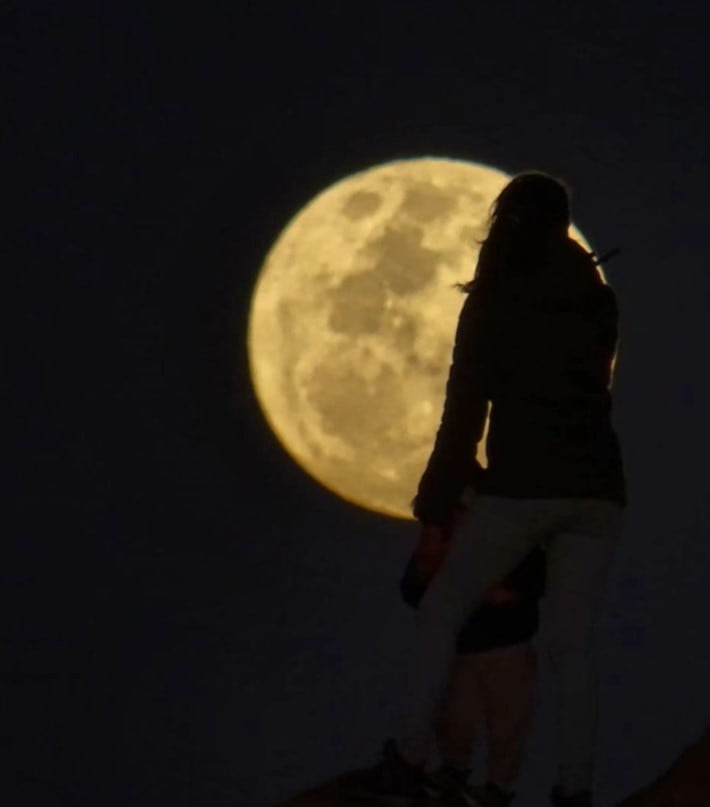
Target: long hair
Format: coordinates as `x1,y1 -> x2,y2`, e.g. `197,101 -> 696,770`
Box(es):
462,171 -> 571,293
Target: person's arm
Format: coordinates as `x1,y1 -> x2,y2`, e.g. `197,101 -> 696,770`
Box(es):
412,291 -> 493,525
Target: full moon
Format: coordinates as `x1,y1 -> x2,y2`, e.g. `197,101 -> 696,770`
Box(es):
247,158 -> 592,519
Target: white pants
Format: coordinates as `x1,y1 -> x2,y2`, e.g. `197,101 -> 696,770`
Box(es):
397,495 -> 623,795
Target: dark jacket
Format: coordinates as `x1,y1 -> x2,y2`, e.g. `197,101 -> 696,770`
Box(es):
400,546 -> 546,653
413,236 -> 626,525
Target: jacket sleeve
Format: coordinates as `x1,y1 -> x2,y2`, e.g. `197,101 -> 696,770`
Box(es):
412,290 -> 493,524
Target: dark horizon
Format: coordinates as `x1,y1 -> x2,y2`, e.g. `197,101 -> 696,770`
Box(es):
12,4 -> 710,805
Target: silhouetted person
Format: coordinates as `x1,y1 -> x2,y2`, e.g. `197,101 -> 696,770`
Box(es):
400,510 -> 546,807
345,172 -> 626,807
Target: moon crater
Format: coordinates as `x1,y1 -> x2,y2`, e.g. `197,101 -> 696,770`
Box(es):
400,184 -> 457,221
342,190 -> 383,220
366,225 -> 440,295
328,271 -> 386,335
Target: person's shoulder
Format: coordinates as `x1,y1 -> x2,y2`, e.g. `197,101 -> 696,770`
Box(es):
562,238 -> 620,306
560,237 -> 601,278
565,238 -> 618,285
566,236 -> 594,259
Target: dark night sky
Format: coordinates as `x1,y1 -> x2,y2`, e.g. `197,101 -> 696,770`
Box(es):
11,3 -> 710,806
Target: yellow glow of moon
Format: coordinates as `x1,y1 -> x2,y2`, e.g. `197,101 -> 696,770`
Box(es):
247,158 -> 592,519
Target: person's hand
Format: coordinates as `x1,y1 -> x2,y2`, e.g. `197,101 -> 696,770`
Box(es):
413,523 -> 451,577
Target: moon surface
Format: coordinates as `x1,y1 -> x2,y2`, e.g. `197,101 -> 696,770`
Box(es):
247,158 -> 592,519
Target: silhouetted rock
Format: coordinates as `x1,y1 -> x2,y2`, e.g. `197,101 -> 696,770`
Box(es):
278,731 -> 710,807
617,727 -> 710,806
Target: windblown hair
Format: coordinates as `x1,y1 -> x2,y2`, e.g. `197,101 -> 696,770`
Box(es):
461,171 -> 571,293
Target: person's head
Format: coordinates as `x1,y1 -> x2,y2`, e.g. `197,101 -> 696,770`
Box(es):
488,171 -> 570,238
465,171 -> 571,292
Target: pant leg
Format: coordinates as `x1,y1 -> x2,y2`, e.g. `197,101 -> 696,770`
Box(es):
477,643 -> 538,789
538,499 -> 623,795
397,496 -> 553,763
436,654 -> 484,771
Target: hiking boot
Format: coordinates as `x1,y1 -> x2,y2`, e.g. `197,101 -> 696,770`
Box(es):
340,739 -> 428,805
549,785 -> 593,807
458,781 -> 515,807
